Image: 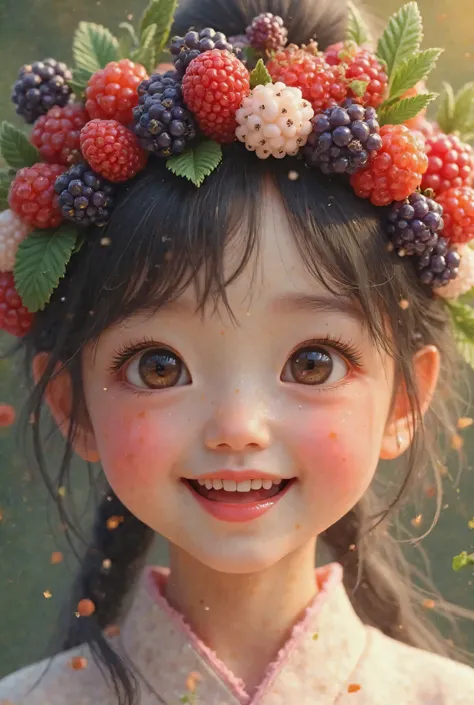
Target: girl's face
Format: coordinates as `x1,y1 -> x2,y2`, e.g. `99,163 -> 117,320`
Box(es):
81,188 -> 397,574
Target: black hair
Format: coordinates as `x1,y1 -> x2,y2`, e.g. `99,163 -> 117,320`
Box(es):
21,2 -> 472,705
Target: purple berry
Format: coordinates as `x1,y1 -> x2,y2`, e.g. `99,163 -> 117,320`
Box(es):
245,12 -> 288,51
55,163 -> 115,228
12,58 -> 73,123
417,237 -> 460,289
387,193 -> 445,258
170,27 -> 243,76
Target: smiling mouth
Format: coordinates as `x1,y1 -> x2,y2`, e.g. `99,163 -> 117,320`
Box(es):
183,478 -> 295,504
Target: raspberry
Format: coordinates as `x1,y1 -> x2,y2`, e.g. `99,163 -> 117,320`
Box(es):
182,50 -> 250,143
133,74 -> 197,157
436,186 -> 474,244
350,125 -> 428,206
417,237 -> 460,288
235,82 -> 314,159
245,13 -> 288,52
54,163 -> 116,227
85,60 -> 148,125
31,104 -> 89,165
324,42 -> 388,108
421,134 -> 474,195
304,99 -> 382,175
80,120 -> 148,183
267,43 -> 347,113
387,193 -> 444,257
437,244 -> 474,299
0,210 -> 31,272
11,59 -> 73,124
0,272 -> 33,337
171,28 -> 242,77
9,163 -> 64,229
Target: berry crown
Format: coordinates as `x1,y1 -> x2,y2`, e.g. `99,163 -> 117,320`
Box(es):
1,1 -> 474,369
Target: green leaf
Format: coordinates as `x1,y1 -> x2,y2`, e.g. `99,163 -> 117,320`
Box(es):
140,0 -> 178,58
347,1 -> 372,46
452,82 -> 474,134
0,122 -> 40,170
118,22 -> 139,58
436,82 -> 455,134
134,24 -> 157,74
378,93 -> 437,126
388,48 -> 443,102
14,226 -> 78,312
250,59 -> 273,89
68,67 -> 93,97
447,300 -> 474,369
452,551 -> 474,572
73,22 -> 119,75
348,80 -> 369,98
0,168 -> 14,211
166,141 -> 223,187
376,2 -> 423,82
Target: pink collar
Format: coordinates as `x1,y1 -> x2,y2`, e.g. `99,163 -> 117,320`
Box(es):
120,563 -> 368,705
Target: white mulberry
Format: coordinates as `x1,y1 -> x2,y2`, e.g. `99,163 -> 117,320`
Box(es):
0,209 -> 31,272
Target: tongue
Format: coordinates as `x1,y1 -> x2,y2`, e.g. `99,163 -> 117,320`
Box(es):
196,483 -> 283,504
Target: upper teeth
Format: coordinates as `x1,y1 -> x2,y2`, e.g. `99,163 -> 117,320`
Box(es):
197,479 -> 281,492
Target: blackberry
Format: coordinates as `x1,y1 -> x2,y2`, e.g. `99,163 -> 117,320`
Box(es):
11,59 -> 73,124
245,13 -> 288,52
387,193 -> 444,257
304,99 -> 383,175
417,237 -> 461,288
54,163 -> 115,228
133,74 -> 196,158
170,28 -> 241,77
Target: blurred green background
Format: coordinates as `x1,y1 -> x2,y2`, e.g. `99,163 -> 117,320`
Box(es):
1,0 -> 474,681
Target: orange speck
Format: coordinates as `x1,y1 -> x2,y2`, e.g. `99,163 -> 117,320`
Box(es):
349,543 -> 356,551
437,13 -> 448,21
424,485 -> 436,499
399,299 -> 409,310
102,558 -> 112,569
457,417 -> 473,430
58,486 -> 66,497
186,672 -> 202,693
77,598 -> 96,617
411,514 -> 423,527
451,434 -> 464,451
104,624 -> 121,637
50,551 -> 63,564
0,404 -> 15,427
43,590 -> 52,599
329,431 -> 337,440
69,656 -> 88,670
220,330 -> 225,335
106,515 -> 124,530
348,684 -> 361,693
423,598 -> 436,609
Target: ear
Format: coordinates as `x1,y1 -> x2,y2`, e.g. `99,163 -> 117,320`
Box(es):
33,353 -> 100,463
380,345 -> 440,460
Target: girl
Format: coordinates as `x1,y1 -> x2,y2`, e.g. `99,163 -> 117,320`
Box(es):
1,0 -> 474,703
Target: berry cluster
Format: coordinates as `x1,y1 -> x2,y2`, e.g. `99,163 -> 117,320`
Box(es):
171,28 -> 238,77
245,13 -> 288,52
324,42 -> 388,108
387,193 -> 444,257
54,163 -> 115,228
12,59 -> 73,124
85,59 -> 148,125
0,272 -> 33,337
31,104 -> 89,165
422,134 -> 474,194
418,237 -> 460,288
80,119 -> 147,182
9,163 -> 64,229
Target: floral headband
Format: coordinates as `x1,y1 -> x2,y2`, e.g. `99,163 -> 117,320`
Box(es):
1,1 -> 474,369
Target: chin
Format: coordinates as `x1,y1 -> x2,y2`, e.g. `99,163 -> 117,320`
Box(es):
184,536 -> 294,575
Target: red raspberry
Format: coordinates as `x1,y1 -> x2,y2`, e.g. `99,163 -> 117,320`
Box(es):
31,104 -> 89,165
9,163 -> 64,229
421,134 -> 474,195
80,119 -> 148,183
85,59 -> 148,125
350,125 -> 428,206
0,272 -> 33,337
267,43 -> 347,113
436,187 -> 474,244
182,50 -> 250,144
324,42 -> 387,108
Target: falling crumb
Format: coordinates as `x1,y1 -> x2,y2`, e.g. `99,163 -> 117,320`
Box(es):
312,632 -> 319,640
451,433 -> 464,451
288,170 -> 299,181
348,684 -> 361,693
411,514 -> 423,527
399,299 -> 409,310
438,464 -> 449,477
186,672 -> 202,693
423,598 -> 436,610
50,551 -> 63,564
43,590 -> 52,599
457,417 -> 473,430
437,13 -> 448,21
349,544 -> 356,551
104,624 -> 121,637
204,606 -> 210,611
103,387 -> 108,392
77,598 -> 96,617
102,558 -> 112,569
100,237 -> 111,246
127,13 -> 133,20
328,431 -> 337,440
0,404 -> 15,428
107,515 -> 124,530
468,518 -> 474,530
386,242 -> 395,252
424,485 -> 436,499
58,486 -> 66,497
69,656 -> 88,670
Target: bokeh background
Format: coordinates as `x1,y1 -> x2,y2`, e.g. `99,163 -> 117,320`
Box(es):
1,0 -> 474,680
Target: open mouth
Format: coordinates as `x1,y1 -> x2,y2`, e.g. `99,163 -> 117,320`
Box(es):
183,478 -> 295,504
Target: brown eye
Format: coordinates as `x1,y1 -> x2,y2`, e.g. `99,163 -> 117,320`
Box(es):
125,349 -> 190,389
282,346 -> 347,386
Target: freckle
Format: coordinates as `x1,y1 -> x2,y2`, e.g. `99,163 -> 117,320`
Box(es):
295,523 -> 302,529
329,431 -> 337,440
138,411 -> 146,419
201,393 -> 206,400
235,389 -> 240,394
220,330 -> 225,335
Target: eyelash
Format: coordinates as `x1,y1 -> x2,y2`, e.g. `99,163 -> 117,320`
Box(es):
108,334 -> 364,375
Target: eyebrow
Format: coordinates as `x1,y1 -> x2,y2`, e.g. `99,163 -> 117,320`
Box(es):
270,293 -> 365,325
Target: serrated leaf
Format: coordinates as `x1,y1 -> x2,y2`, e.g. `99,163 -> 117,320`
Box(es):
0,169 -> 13,210
388,48 -> 443,102
452,82 -> 474,134
250,59 -> 272,89
348,80 -> 369,98
14,226 -> 78,312
118,22 -> 139,58
436,82 -> 455,134
347,1 -> 372,46
0,122 -> 40,170
134,24 -> 157,73
166,141 -> 223,187
378,93 -> 437,126
376,2 -> 422,82
68,67 -> 93,97
73,22 -> 119,75
140,0 -> 178,58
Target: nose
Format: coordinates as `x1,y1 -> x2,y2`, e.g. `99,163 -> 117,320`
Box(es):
204,393 -> 271,452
